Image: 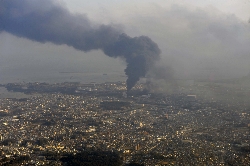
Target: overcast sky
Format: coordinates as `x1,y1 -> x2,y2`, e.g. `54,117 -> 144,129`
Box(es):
0,0 -> 250,83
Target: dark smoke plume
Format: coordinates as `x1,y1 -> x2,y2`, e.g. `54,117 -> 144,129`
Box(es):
0,0 -> 161,91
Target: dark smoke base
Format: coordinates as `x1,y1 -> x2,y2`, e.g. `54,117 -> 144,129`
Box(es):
0,0 -> 161,91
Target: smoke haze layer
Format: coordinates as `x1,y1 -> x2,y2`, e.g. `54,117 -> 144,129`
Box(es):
0,0 -> 161,91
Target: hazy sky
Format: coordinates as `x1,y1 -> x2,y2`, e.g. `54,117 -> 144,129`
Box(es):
0,0 -> 250,82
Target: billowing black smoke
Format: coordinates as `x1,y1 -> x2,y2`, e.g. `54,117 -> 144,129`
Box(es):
0,0 -> 161,91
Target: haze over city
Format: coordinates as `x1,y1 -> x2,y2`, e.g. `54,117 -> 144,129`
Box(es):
1,0 -> 250,85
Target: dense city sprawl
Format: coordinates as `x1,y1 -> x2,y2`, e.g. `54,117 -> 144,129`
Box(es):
0,82 -> 250,165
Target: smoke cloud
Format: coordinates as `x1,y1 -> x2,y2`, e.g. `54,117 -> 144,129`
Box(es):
0,0 -> 161,91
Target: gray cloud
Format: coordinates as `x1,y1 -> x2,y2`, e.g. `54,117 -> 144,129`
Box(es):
0,0 -> 161,91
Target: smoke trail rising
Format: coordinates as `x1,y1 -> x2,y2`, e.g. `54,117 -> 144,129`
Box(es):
0,0 -> 161,91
